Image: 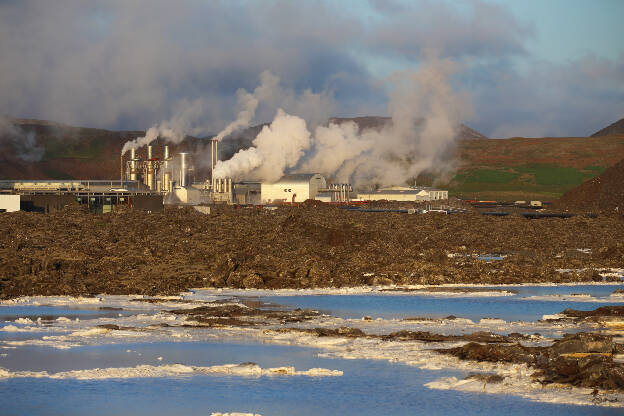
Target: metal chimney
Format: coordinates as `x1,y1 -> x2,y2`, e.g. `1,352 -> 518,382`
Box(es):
210,139 -> 218,183
146,145 -> 155,190
179,152 -> 188,187
130,148 -> 138,181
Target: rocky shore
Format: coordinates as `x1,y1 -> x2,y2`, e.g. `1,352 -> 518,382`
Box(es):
0,204 -> 623,298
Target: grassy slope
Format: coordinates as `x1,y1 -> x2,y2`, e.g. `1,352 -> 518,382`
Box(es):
440,136 -> 624,201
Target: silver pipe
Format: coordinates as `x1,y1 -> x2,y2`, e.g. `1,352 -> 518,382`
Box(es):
179,152 -> 188,187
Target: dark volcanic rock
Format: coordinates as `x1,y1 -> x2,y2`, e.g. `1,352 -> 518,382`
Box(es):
437,332 -> 624,391
1,204 -> 624,298
562,306 -> 624,318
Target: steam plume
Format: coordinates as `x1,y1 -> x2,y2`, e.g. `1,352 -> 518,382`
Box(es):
213,109 -> 311,182
212,54 -> 472,188
121,98 -> 211,156
0,117 -> 44,162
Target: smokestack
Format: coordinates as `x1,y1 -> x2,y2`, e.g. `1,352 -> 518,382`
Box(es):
211,139 -> 218,183
179,152 -> 188,187
164,171 -> 171,192
147,145 -> 155,190
130,148 -> 138,181
162,145 -> 171,193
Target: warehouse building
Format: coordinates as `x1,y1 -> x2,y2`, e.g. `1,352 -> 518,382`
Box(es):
357,186 -> 448,202
261,173 -> 327,204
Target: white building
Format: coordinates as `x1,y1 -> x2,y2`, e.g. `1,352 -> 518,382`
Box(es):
357,186 -> 448,202
261,174 -> 327,204
0,195 -> 20,212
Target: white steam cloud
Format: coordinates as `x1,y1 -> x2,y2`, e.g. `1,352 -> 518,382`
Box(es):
213,55 -> 472,188
121,70 -> 314,156
0,117 -> 45,162
120,98 -> 212,155
213,109 -> 311,182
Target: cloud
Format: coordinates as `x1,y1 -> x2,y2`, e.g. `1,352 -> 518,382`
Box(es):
0,0 -> 621,141
367,0 -> 532,59
0,1 -> 361,131
465,54 -> 624,137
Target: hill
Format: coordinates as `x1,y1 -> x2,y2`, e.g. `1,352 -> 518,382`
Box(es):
591,117 -> 624,137
553,158 -> 624,213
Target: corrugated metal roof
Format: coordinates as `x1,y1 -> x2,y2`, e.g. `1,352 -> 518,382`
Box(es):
270,173 -> 323,184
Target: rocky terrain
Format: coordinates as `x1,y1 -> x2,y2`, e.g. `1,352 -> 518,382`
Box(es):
0,203 -> 623,299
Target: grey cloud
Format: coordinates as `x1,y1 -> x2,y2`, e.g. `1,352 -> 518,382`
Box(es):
367,0 -> 532,59
0,0 -> 621,141
465,54 -> 624,137
0,1 -> 364,131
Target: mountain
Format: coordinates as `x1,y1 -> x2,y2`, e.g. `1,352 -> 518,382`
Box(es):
554,157 -> 624,213
591,117 -> 624,137
328,116 -> 488,140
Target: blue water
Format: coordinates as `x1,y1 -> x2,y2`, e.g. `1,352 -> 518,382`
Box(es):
2,286 -> 623,415
0,341 -> 618,416
260,284 -> 624,322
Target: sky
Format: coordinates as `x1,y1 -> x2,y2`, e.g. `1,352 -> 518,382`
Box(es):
0,0 -> 622,138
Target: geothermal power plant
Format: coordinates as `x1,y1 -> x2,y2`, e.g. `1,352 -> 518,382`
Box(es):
0,140 -> 448,214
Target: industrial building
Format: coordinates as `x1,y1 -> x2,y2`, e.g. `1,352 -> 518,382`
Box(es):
0,136 -> 448,213
357,186 -> 448,202
260,174 -> 326,204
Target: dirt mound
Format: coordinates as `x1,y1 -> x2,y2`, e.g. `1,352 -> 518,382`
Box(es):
554,158 -> 624,213
591,117 -> 624,137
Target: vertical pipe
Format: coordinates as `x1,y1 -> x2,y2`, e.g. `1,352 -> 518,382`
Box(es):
146,146 -> 155,190
180,153 -> 188,187
164,172 -> 171,192
130,148 -> 137,181
210,139 -> 219,184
